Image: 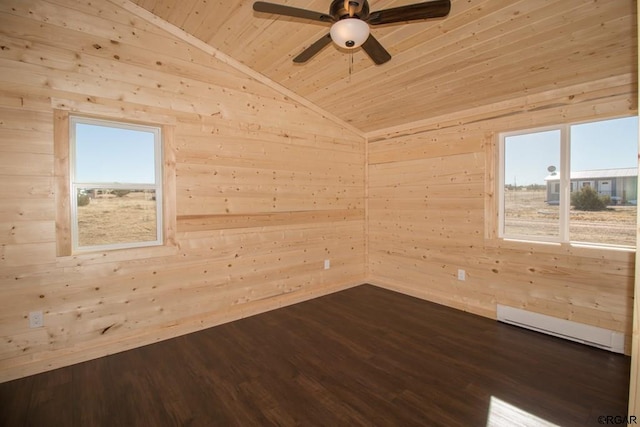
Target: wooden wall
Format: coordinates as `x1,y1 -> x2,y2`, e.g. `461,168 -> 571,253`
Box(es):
0,0 -> 365,382
368,75 -> 637,353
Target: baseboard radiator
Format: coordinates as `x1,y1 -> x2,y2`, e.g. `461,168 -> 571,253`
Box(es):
496,305 -> 625,354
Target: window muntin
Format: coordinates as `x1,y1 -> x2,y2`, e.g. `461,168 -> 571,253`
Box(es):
70,116 -> 163,252
499,116 -> 637,248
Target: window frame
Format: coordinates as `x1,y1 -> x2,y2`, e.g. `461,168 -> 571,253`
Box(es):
69,116 -> 164,253
497,116 -> 637,249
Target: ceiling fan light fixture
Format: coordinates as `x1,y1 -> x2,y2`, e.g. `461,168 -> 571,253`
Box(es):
330,18 -> 369,49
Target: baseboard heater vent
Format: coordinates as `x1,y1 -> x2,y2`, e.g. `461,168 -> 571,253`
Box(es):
497,305 -> 624,354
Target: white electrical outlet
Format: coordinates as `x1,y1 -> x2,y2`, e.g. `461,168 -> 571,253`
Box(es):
324,259 -> 330,270
29,311 -> 44,328
457,269 -> 466,281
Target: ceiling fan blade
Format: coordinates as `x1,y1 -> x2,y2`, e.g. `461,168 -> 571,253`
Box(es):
293,34 -> 333,63
367,0 -> 451,25
361,34 -> 391,65
253,2 -> 334,23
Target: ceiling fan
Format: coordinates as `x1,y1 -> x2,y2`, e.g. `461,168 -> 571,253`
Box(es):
253,0 -> 451,65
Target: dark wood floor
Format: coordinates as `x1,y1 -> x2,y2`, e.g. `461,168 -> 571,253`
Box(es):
0,285 -> 631,426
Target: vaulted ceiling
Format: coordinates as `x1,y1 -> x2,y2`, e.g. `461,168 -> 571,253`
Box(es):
131,0 -> 636,134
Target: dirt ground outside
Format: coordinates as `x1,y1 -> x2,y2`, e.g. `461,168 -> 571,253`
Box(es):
504,189 -> 636,247
77,190 -> 157,247
76,189 -> 636,248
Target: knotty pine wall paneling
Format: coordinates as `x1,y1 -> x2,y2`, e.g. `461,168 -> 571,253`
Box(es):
0,0 -> 365,382
368,76 -> 637,353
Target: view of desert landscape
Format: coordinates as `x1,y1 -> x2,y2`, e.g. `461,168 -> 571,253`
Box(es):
504,189 -> 636,246
76,190 -> 158,247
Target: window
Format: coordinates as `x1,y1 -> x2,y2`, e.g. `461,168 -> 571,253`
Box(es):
70,116 -> 163,252
499,116 -> 638,248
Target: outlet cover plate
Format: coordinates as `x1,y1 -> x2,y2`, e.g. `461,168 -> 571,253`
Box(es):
29,311 -> 43,328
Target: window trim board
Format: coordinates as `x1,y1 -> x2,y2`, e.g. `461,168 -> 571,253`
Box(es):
54,109 -> 176,257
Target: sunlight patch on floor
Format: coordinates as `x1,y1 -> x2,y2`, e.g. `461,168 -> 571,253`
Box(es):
487,396 -> 560,427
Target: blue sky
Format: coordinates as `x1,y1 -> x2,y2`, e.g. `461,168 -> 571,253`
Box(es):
75,123 -> 158,184
504,116 -> 638,186
74,116 -> 637,187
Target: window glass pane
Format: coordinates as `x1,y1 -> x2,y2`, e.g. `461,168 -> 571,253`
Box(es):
71,117 -> 162,252
569,117 -> 638,246
76,188 -> 157,247
503,130 -> 561,238
75,123 -> 156,184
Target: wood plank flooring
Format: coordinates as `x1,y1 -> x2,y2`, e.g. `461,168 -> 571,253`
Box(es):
0,285 -> 631,426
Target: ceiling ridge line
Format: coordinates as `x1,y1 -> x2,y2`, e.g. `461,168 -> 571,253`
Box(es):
108,0 -> 366,139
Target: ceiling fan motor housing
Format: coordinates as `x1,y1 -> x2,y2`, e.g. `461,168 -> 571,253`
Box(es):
330,0 -> 369,20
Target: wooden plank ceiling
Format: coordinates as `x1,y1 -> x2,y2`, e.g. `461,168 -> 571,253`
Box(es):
130,0 -> 636,134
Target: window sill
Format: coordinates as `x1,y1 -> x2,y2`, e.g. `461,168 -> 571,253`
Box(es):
55,243 -> 179,267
